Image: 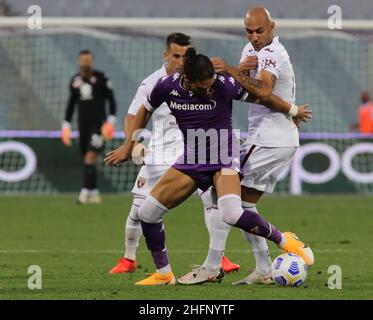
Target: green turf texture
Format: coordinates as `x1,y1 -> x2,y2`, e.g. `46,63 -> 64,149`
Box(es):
0,195 -> 372,300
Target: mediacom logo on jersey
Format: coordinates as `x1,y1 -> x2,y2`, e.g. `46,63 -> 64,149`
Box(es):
169,100 -> 216,111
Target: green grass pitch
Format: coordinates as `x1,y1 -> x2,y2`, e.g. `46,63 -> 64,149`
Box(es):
0,194 -> 372,300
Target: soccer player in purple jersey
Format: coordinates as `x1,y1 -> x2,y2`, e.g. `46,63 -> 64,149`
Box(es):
104,48 -> 313,286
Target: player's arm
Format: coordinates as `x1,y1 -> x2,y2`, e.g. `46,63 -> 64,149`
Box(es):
124,82 -> 153,164
212,58 -> 311,122
61,79 -> 78,146
105,78 -> 165,166
247,93 -> 312,123
212,58 -> 272,99
101,75 -> 117,140
104,106 -> 151,166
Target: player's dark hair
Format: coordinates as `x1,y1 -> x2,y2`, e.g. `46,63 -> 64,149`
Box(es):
79,49 -> 94,58
184,47 -> 214,83
166,33 -> 191,49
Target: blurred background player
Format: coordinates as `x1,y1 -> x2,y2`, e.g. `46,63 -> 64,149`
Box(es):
109,33 -> 240,275
350,90 -> 373,134
179,6 -> 313,285
61,50 -> 117,204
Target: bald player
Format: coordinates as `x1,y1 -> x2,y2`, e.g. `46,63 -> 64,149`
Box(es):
178,6 -> 313,285
222,7 -> 312,285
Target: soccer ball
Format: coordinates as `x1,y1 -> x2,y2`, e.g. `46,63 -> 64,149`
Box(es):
271,253 -> 308,287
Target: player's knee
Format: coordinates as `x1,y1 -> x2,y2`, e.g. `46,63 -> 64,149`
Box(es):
218,194 -> 243,226
128,196 -> 145,222
242,201 -> 259,214
138,195 -> 168,224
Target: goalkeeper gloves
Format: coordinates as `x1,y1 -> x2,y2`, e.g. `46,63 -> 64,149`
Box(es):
101,115 -> 116,141
61,121 -> 72,146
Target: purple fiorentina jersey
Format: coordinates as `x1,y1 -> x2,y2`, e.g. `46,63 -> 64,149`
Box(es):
144,73 -> 244,173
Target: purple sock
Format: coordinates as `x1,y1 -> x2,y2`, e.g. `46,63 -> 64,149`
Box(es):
141,221 -> 169,269
234,209 -> 283,244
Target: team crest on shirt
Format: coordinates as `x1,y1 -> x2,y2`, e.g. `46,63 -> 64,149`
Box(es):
261,58 -> 276,69
137,176 -> 146,188
90,76 -> 97,84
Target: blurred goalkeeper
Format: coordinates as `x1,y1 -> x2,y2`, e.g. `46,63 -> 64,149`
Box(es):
61,49 -> 117,204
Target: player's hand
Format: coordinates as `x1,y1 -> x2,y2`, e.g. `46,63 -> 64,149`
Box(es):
296,104 -> 312,122
238,56 -> 258,73
61,121 -> 72,146
104,143 -> 131,166
293,104 -> 312,128
211,57 -> 227,73
101,122 -> 115,140
101,115 -> 116,141
131,142 -> 147,165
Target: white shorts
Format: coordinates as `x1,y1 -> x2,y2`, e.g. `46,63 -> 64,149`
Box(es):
240,144 -> 297,193
131,165 -> 170,197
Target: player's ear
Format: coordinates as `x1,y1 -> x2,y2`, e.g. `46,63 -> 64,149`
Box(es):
270,21 -> 275,31
163,51 -> 169,61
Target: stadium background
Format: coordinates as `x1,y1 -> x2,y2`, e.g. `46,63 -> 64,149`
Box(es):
1,0 -> 373,195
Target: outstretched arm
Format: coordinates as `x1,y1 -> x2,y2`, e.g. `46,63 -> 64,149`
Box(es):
104,105 -> 151,166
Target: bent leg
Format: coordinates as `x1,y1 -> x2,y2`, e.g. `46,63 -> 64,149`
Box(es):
213,170 -> 283,244
138,167 -> 197,274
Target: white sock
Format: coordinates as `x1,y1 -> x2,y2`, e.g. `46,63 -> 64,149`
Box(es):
124,196 -> 144,261
242,201 -> 272,276
157,264 -> 172,275
199,188 -> 213,232
203,207 -> 231,272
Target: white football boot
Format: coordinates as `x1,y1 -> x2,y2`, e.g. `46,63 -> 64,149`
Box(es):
88,189 -> 102,204
77,188 -> 90,204
178,265 -> 224,285
232,269 -> 274,285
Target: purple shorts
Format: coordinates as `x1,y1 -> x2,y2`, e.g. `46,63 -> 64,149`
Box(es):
172,162 -> 239,191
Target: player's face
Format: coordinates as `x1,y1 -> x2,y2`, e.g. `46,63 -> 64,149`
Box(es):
190,77 -> 215,98
79,54 -> 94,73
164,43 -> 189,73
244,17 -> 274,51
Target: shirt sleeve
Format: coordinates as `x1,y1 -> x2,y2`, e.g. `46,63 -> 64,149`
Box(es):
257,50 -> 284,79
239,43 -> 255,63
222,75 -> 245,101
143,78 -> 167,112
128,82 -> 150,115
64,77 -> 78,122
104,74 -> 117,116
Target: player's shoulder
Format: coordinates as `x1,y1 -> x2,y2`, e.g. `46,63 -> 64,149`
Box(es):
70,73 -> 82,87
155,72 -> 181,89
241,42 -> 256,56
92,69 -> 109,79
141,65 -> 167,88
259,37 -> 288,58
215,73 -> 238,87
